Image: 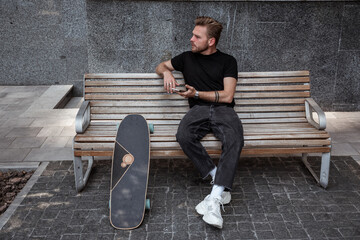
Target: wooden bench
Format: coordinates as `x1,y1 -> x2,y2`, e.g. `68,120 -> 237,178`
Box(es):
73,71 -> 331,192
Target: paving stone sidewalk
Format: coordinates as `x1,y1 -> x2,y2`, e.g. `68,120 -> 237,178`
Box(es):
1,156 -> 360,240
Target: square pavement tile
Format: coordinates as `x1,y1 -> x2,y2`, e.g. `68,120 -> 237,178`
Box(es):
350,143 -> 360,154
1,118 -> 35,128
9,137 -> 47,148
330,132 -> 360,143
60,126 -> 76,137
0,137 -> 15,148
5,127 -> 42,137
41,137 -> 71,148
24,147 -> 73,161
30,118 -> 74,127
0,127 -> 13,137
23,109 -> 77,119
37,126 -> 65,137
0,148 -> 32,162
331,143 -> 359,156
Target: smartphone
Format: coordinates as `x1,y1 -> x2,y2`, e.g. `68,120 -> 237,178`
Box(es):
172,88 -> 185,92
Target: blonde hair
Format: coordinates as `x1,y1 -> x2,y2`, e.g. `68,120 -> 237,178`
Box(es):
195,16 -> 223,46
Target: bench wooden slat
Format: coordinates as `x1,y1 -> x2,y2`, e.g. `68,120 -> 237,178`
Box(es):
91,107 -> 189,114
85,78 -> 309,87
85,71 -> 309,80
90,100 -> 189,107
238,77 -> 310,84
85,92 -> 311,100
237,71 -> 309,78
238,92 -> 310,98
80,123 -> 323,133
241,147 -> 330,155
152,129 -> 325,135
86,117 -> 308,125
87,118 -> 308,125
86,87 -> 168,93
74,146 -> 330,158
74,138 -> 330,150
89,98 -> 306,107
86,79 -> 182,86
77,129 -> 324,138
236,106 -> 305,112
85,84 -> 310,93
90,112 -> 306,120
147,122 -> 318,130
149,147 -> 330,157
239,85 -> 310,92
150,133 -> 330,141
75,132 -> 330,143
238,99 -> 305,105
90,106 -> 305,114
77,127 -> 326,137
86,122 -> 315,129
85,94 -> 180,100
85,73 -> 184,79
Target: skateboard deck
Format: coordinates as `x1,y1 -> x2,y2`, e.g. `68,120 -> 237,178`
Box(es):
110,114 -> 150,229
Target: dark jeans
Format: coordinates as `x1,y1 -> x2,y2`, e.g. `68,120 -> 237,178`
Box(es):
176,105 -> 244,190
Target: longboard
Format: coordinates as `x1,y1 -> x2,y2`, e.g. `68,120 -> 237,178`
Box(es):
109,114 -> 150,229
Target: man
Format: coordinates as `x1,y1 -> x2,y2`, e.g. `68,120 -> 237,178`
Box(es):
155,16 -> 244,229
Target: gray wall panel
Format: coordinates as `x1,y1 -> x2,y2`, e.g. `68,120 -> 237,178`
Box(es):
1,1 -> 359,110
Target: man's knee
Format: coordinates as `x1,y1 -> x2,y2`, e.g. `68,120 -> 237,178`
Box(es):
223,131 -> 244,151
176,126 -> 200,148
176,129 -> 190,146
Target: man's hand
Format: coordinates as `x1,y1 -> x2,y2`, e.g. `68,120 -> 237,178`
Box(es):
178,84 -> 196,98
155,60 -> 179,93
163,71 -> 179,93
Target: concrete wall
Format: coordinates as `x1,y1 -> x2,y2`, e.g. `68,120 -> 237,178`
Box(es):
1,1 -> 359,111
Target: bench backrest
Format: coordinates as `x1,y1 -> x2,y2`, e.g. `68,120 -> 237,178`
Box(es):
84,71 -> 310,125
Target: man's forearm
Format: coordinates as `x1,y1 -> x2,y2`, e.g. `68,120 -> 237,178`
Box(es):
197,90 -> 233,104
179,83 -> 235,104
156,62 -> 172,77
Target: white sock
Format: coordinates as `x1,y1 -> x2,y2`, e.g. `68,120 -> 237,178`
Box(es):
210,184 -> 224,199
209,167 -> 217,180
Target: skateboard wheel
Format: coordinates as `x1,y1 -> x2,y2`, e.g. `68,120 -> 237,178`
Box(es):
145,199 -> 151,210
148,123 -> 154,134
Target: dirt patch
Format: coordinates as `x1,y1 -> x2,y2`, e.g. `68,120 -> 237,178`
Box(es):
0,170 -> 34,215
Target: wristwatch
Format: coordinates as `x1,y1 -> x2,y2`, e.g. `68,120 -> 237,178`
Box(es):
194,91 -> 199,99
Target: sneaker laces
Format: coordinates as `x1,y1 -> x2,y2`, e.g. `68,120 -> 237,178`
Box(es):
220,201 -> 225,212
213,197 -> 225,213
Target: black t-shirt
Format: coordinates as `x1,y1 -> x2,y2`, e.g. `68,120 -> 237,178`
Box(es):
171,50 -> 238,108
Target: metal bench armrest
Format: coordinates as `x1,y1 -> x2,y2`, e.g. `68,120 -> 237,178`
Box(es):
75,100 -> 90,133
305,98 -> 326,130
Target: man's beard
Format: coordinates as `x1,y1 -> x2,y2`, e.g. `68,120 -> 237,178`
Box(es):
191,43 -> 209,54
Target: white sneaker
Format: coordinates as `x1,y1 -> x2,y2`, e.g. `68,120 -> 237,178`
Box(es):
202,196 -> 223,229
195,191 -> 231,216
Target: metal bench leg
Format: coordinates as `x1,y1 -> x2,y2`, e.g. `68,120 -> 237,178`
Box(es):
301,150 -> 330,189
319,151 -> 330,188
73,156 -> 94,192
